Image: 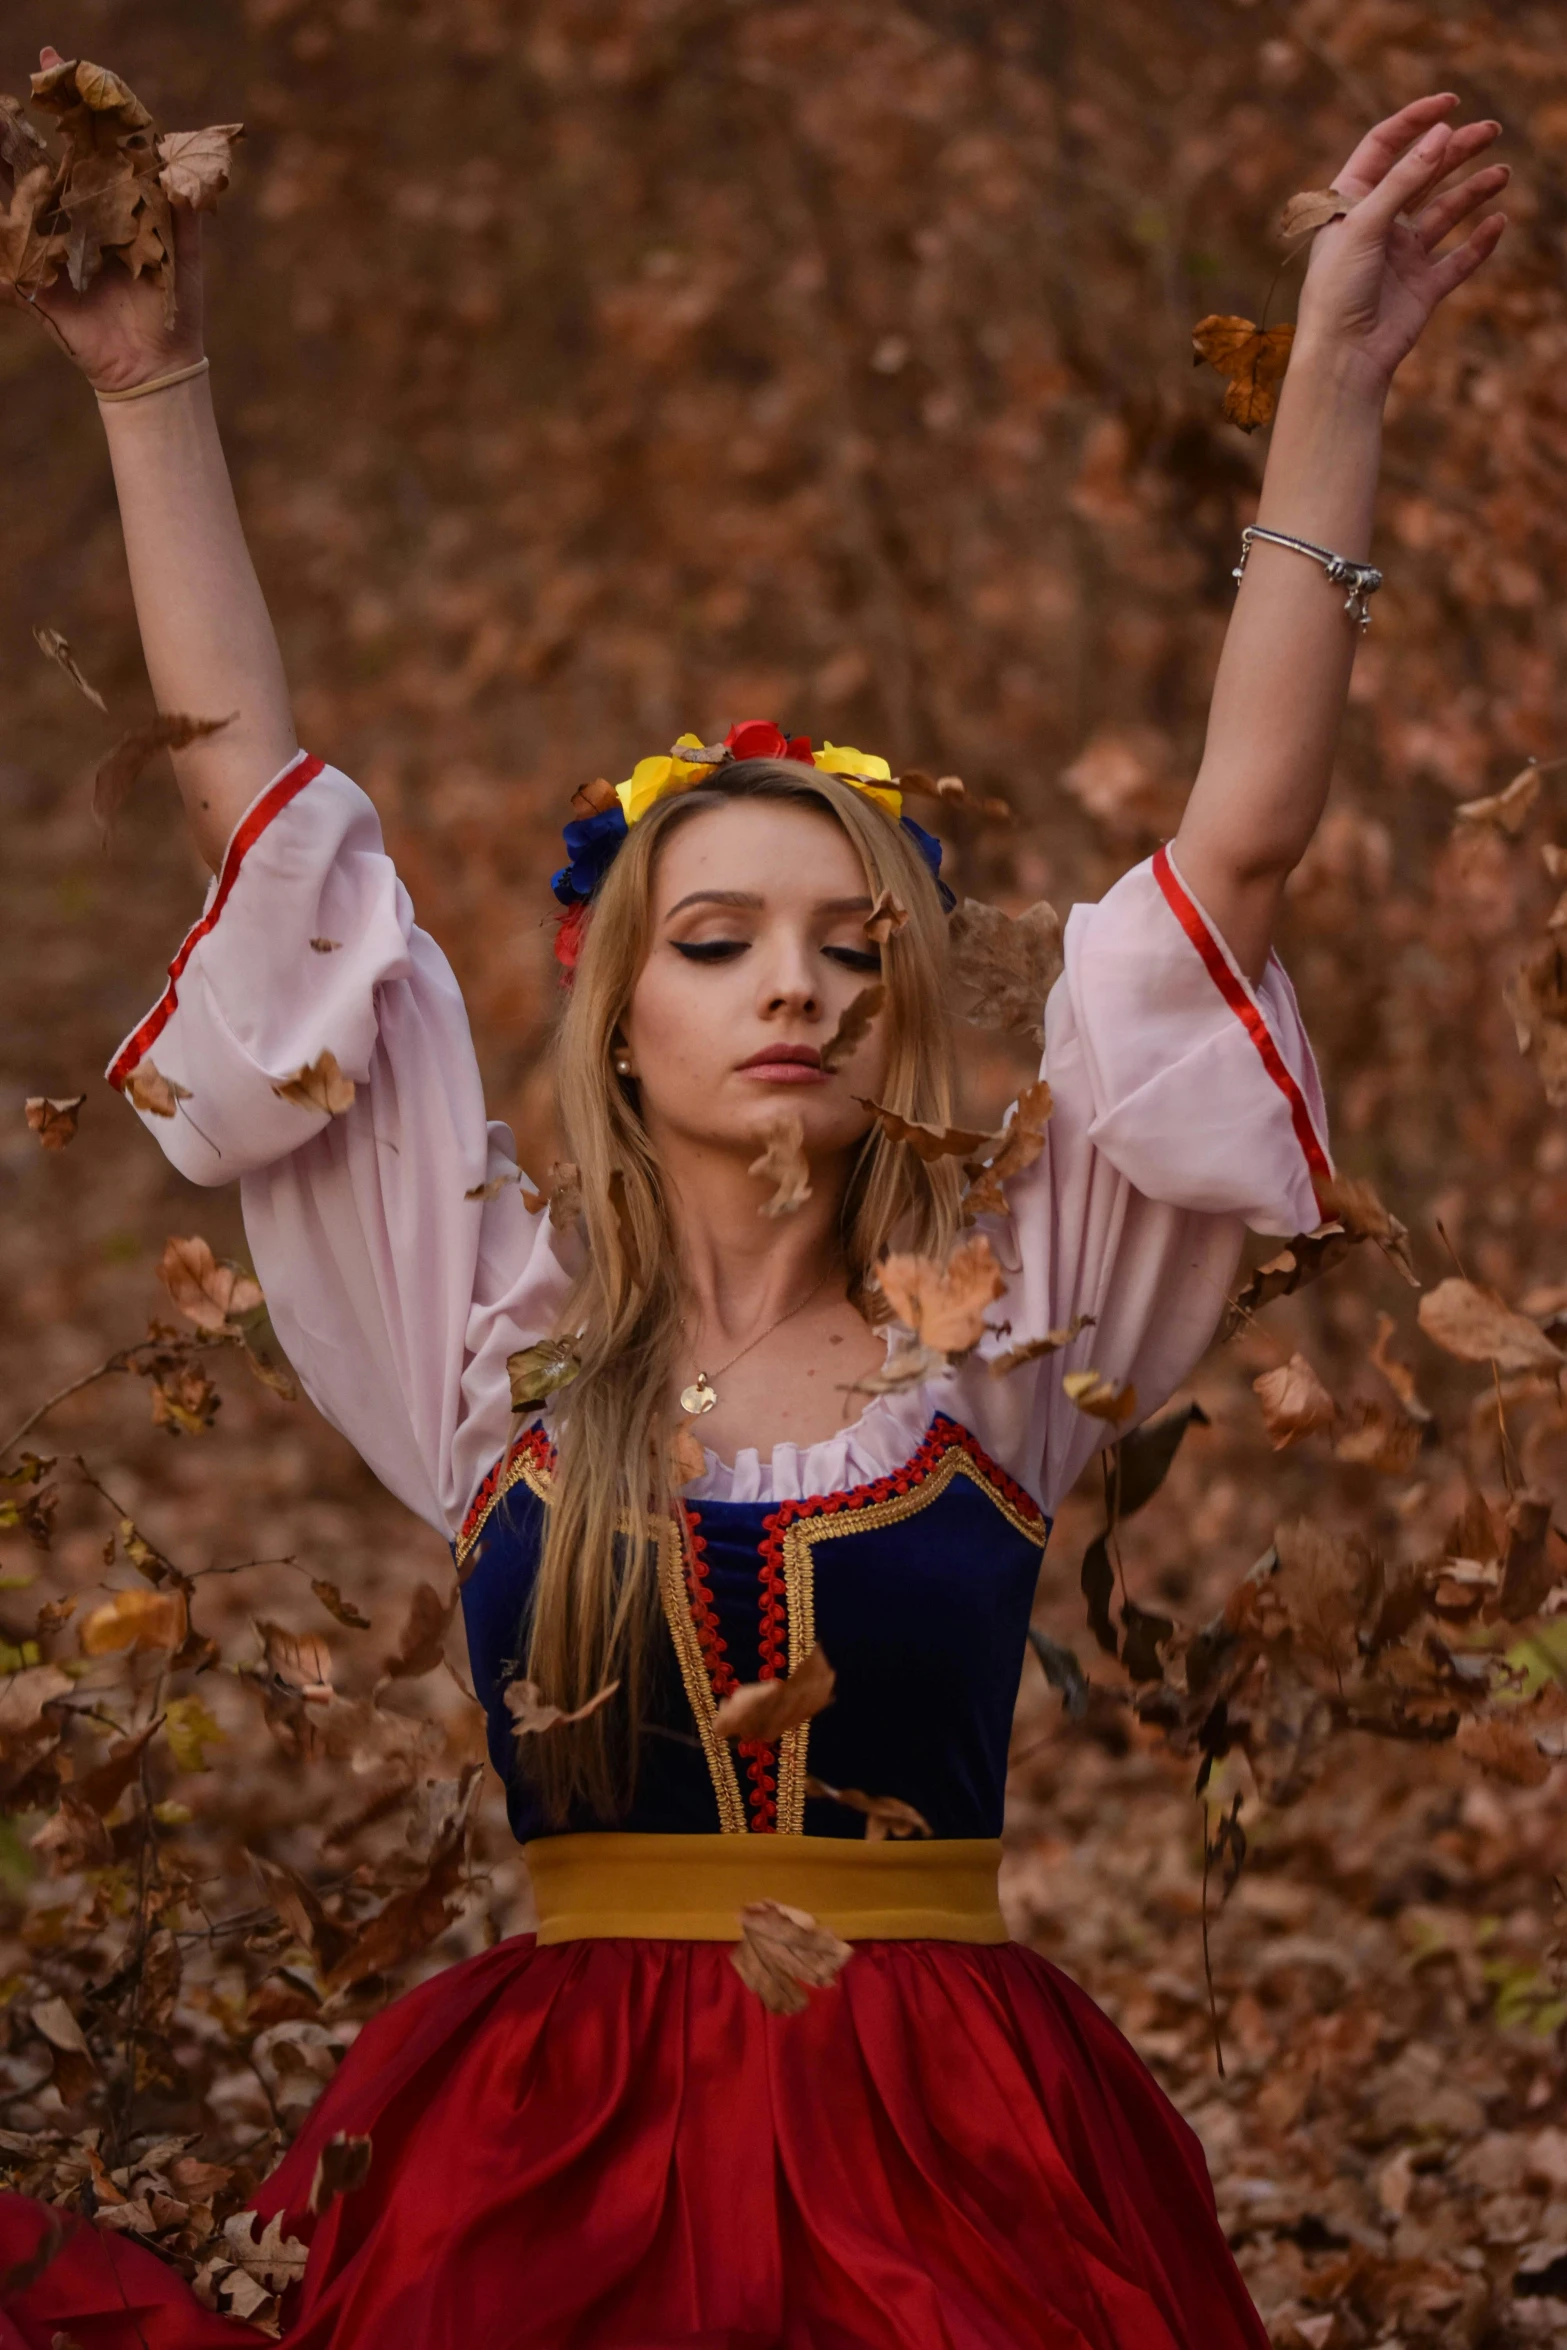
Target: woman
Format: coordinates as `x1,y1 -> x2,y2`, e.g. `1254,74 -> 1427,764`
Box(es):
0,50 -> 1506,2350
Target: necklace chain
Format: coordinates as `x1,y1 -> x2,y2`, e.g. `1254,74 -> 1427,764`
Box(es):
680,1268 -> 836,1417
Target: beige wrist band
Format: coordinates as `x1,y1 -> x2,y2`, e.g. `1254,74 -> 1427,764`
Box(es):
96,356 -> 210,404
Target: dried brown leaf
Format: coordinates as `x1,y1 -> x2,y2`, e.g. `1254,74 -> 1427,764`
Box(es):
965,1078 -> 1053,1213
1497,1490 -> 1560,1622
845,1340 -> 949,1395
271,1050 -> 356,1117
1273,1519 -> 1383,1674
504,1677 -> 620,1740
122,1059 -> 190,1118
731,1900 -> 853,2014
380,1582 -> 456,1681
1229,1224 -> 1352,1323
1191,315 -> 1295,431
312,1579 -> 371,1631
988,1315 -> 1093,1375
749,1111 -> 812,1216
307,2133 -> 372,2217
221,2212 -> 309,2293
1315,1174 -> 1418,1286
257,1619 -> 333,1703
156,124 -> 244,211
1418,1278 -> 1565,1377
1331,1401 -> 1423,1476
94,713 -> 234,842
819,983 -> 885,1073
855,1099 -> 991,1161
947,900 -> 1062,1045
1454,764 -> 1543,835
712,1644 -> 836,1742
150,1364 -> 221,1436
33,627 -> 106,712
157,1234 -> 263,1332
1253,1353 -> 1336,1449
506,1339 -> 580,1411
863,888 -> 908,945
465,1172 -> 517,1202
878,1234 -> 1006,1355
671,1420 -> 707,1486
1278,185 -> 1349,240
1062,1368 -> 1139,1426
25,1095 -> 85,1150
1456,1715 -> 1553,1788
79,1586 -> 187,1656
805,1776 -> 933,1839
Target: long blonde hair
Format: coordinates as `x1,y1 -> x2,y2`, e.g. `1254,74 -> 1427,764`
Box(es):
524,759 -> 959,1820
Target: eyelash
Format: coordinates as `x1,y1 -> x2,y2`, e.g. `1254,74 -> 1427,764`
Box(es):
671,940 -> 883,973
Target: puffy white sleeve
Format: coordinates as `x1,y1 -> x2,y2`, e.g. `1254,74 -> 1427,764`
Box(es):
948,843 -> 1331,1518
106,752 -> 577,1539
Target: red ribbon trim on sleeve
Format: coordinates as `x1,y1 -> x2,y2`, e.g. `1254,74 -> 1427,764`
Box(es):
106,752 -> 325,1089
1150,843 -> 1331,1186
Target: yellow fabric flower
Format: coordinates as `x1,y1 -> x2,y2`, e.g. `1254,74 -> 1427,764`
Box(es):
811,742 -> 902,817
616,735 -> 714,826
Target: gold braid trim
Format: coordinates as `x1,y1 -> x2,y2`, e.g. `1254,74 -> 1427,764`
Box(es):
658,1514 -> 749,1833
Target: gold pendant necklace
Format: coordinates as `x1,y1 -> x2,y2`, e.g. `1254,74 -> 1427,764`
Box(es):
679,1268 -> 835,1418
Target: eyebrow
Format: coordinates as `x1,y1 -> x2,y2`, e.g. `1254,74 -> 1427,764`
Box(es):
664,890 -> 874,920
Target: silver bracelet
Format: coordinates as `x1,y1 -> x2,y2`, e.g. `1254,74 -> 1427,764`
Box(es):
1232,525 -> 1383,631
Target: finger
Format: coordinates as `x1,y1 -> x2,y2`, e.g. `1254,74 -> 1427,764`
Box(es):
1334,93 -> 1458,200
1424,212 -> 1507,302
1416,163 -> 1509,253
1349,120 -> 1456,237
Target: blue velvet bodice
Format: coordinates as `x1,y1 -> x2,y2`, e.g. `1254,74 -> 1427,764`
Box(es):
454,1413 -> 1051,1843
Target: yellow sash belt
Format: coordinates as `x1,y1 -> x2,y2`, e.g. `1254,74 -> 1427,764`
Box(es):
524,1831 -> 1008,1945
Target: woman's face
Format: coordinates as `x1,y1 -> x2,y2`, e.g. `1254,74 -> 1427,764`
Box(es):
622,797 -> 892,1164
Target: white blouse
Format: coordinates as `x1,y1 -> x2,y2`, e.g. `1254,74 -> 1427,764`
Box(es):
107,752 -> 1330,1538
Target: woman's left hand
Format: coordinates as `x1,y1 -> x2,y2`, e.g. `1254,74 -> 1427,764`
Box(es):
1296,94 -> 1507,391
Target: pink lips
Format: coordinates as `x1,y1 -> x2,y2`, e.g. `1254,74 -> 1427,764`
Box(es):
737,1043 -> 827,1085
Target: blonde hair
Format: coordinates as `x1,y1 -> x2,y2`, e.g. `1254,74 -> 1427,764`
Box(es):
524,759 -> 959,1821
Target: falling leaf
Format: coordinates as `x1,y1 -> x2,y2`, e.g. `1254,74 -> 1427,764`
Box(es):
1497,1490 -> 1559,1622
964,1079 -> 1053,1214
1369,1312 -> 1431,1422
1278,185 -> 1349,240
1120,1599 -> 1174,1684
507,1338 -> 580,1411
1504,939 -> 1567,1109
1332,1402 -> 1423,1476
989,1315 -> 1093,1374
1229,1224 -> 1353,1322
1252,1353 -> 1336,1449
271,1050 -> 356,1116
1028,1625 -> 1090,1718
947,900 -> 1062,1045
521,1161 -> 583,1231
1111,1400 -> 1210,1519
863,888 -> 908,945
308,2132 -> 372,2217
1315,1174 -> 1418,1286
252,1853 -> 349,1972
1417,1278 -> 1565,1377
31,1996 -> 90,2057
32,627 -> 106,711
122,1059 -> 190,1118
156,1234 -> 264,1331
163,1695 -> 224,1773
1191,314 -> 1295,431
221,2212 -> 310,2293
1454,764 -> 1543,835
845,1339 -> 949,1395
465,1172 -> 517,1201
819,983 -> 885,1072
670,1420 -> 707,1485
878,1234 -> 1006,1355
79,1587 -> 187,1656
93,712 -> 235,842
856,1099 -> 990,1162
150,1366 -> 221,1436
156,123 -> 245,211
256,1619 -> 334,1707
1456,1715 -> 1553,1789
380,1582 -> 456,1681
504,1676 -> 621,1740
1063,1368 -> 1138,1426
732,1900 -> 853,2015
571,776 -> 619,815
712,1644 -> 836,1742
31,1790 -> 113,1872
749,1111 -> 812,1215
310,936 -> 341,952
24,1095 -> 85,1150
311,1578 -> 371,1631
805,1776 -> 933,1839
1271,1520 -> 1382,1675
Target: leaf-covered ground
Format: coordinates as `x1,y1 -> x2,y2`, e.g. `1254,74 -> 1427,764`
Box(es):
5,0 -> 1567,2341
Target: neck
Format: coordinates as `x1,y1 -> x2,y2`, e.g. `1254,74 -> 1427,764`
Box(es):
653,1130 -> 852,1344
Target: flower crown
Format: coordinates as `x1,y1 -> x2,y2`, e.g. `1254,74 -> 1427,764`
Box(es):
550,718 -> 952,972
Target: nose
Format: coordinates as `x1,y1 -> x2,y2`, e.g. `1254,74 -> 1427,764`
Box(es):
757,932 -> 820,1021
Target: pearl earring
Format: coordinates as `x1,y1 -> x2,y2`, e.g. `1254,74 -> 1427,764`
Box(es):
614,1051 -> 633,1077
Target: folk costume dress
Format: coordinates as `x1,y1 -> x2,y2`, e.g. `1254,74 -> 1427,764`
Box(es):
0,751 -> 1331,2350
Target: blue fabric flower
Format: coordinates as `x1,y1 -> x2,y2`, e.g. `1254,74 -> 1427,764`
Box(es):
551,805 -> 629,907
900,815 -> 955,912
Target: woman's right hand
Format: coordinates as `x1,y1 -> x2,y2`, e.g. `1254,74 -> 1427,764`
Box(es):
2,44 -> 206,394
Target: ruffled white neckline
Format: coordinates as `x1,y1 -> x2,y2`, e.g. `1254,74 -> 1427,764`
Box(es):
682,1368 -> 958,1505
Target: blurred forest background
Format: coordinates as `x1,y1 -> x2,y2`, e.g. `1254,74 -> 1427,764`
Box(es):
6,0 -> 1567,2341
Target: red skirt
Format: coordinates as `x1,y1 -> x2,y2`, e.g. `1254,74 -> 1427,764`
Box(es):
0,1934 -> 1265,2350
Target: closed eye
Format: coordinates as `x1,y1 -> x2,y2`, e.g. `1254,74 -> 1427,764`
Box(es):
672,939 -> 749,962
824,945 -> 882,974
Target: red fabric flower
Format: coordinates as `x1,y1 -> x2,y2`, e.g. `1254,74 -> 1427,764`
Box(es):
723,720 -> 815,765
553,899 -> 590,981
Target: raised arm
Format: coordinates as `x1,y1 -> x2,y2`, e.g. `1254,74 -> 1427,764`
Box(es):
6,46 -> 295,867
1172,96 -> 1507,979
